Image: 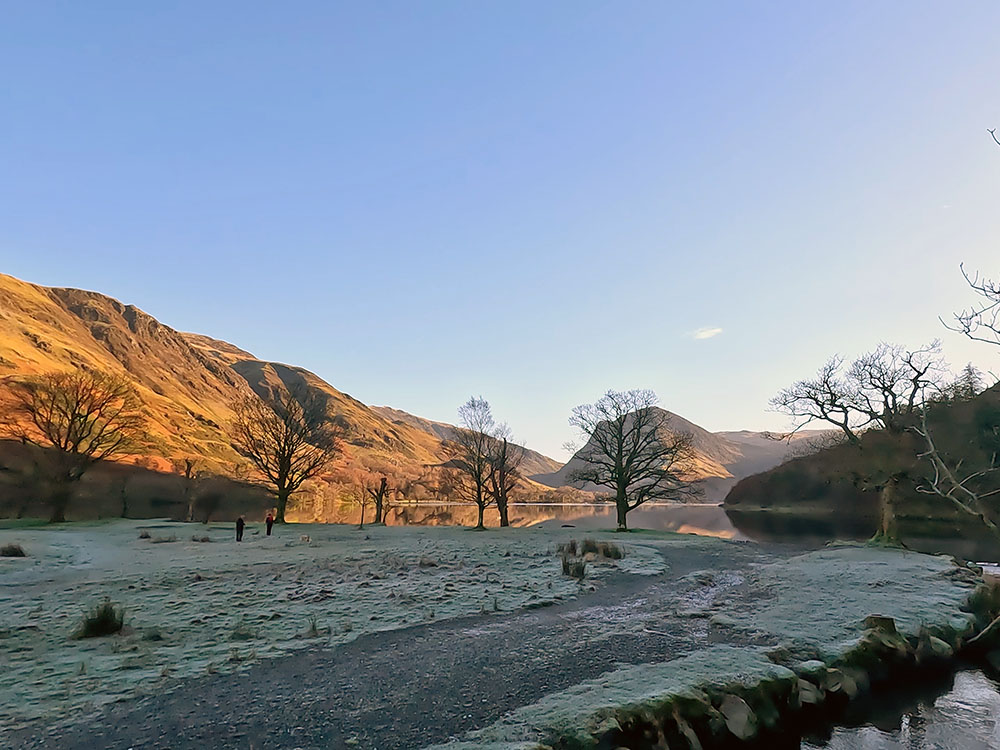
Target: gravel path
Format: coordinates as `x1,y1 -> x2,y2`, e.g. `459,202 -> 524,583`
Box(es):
3,540 -> 792,750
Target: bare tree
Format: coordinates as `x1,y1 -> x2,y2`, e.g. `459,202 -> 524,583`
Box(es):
770,357 -> 864,443
848,341 -> 944,431
366,476 -> 390,524
351,482 -> 372,529
913,401 -> 1000,539
172,457 -> 205,522
486,424 -> 524,527
449,397 -> 496,529
0,370 -> 145,522
568,389 -> 697,531
945,265 -> 1000,347
230,388 -> 342,523
771,343 -> 943,441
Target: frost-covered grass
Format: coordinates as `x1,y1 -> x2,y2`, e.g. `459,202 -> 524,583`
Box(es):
747,544 -> 978,660
427,646 -> 795,750
0,520 -> 663,727
428,545 -> 985,749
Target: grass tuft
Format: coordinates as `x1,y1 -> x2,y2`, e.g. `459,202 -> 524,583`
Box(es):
73,598 -> 125,639
561,554 -> 587,579
229,618 -> 257,641
1,543 -> 26,557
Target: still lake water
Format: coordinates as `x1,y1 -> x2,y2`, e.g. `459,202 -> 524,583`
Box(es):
330,501 -> 998,561
803,668 -> 1000,750
331,501 -> 1000,749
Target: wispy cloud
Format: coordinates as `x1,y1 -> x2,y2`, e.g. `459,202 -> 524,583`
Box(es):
691,326 -> 723,340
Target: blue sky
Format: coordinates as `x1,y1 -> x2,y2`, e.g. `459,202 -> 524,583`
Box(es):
2,2 -> 1000,460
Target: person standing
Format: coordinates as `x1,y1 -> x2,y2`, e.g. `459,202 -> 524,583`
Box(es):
236,516 -> 245,542
265,511 -> 274,537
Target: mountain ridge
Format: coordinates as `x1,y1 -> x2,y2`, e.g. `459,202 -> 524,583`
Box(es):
0,272 -> 812,517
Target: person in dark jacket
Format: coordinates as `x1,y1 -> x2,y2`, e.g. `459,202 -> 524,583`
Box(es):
265,511 -> 274,536
236,516 -> 245,542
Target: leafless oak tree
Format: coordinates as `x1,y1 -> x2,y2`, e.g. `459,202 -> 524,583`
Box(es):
0,370 -> 146,522
487,424 -> 524,527
770,342 -> 944,441
568,389 -> 697,531
449,396 -> 495,529
230,389 -> 342,523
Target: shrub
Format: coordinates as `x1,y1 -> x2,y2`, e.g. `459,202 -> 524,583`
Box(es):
561,554 -> 586,580
73,599 -> 125,639
597,541 -> 624,560
191,535 -> 211,543
557,540 -> 578,556
151,535 -> 177,544
138,530 -> 151,539
581,538 -> 624,560
1,543 -> 26,557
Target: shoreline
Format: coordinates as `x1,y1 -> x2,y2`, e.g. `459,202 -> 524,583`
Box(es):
3,522 -> 998,749
428,548 -> 1000,750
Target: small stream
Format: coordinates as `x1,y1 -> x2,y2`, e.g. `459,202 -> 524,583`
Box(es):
801,668 -> 1000,749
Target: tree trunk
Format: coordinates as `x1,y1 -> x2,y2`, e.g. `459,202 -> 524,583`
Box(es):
872,479 -> 900,544
498,497 -> 510,527
374,477 -> 387,524
276,489 -> 290,523
476,501 -> 485,530
358,503 -> 365,530
49,482 -> 73,523
615,499 -> 629,532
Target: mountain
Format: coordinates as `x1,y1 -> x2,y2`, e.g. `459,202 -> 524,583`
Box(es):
532,409 -> 829,503
0,273 -> 560,518
0,272 -> 816,519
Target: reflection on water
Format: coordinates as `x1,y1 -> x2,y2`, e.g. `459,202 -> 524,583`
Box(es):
726,509 -> 1000,562
313,501 -> 745,539
803,669 -> 1000,749
309,501 -> 996,560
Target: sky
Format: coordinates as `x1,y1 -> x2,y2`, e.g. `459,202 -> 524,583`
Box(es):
2,2 -> 1000,460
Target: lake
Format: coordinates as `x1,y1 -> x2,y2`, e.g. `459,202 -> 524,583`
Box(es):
320,501 -> 999,561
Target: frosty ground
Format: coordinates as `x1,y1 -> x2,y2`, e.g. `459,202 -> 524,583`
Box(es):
0,521 -> 662,729
0,520 -> 986,750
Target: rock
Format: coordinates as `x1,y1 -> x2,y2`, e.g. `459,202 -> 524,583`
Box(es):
673,712 -> 703,750
794,660 -> 827,678
719,694 -> 758,741
797,678 -> 824,706
823,668 -> 859,699
918,635 -> 955,662
863,615 -> 897,633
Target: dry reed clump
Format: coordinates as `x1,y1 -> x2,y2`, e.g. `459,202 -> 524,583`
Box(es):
561,555 -> 587,579
73,599 -> 125,639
